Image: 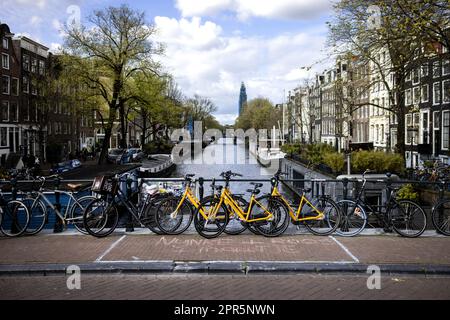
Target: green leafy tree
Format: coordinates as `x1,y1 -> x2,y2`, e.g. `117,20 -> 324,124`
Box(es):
63,4 -> 163,164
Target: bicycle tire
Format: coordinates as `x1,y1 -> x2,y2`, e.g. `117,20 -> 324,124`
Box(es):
336,199 -> 367,237
83,198 -> 119,238
142,201 -> 165,235
70,196 -> 98,235
0,200 -> 30,237
431,199 -> 450,236
390,199 -> 427,238
22,198 -> 47,236
194,197 -> 229,239
252,196 -> 290,237
155,196 -> 192,235
303,197 -> 342,236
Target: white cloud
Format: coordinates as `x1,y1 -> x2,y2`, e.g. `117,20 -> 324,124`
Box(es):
154,17 -> 328,124
30,16 -> 43,27
175,0 -> 332,20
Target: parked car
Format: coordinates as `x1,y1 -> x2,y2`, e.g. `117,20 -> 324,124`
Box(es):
127,148 -> 146,162
107,149 -> 125,164
51,159 -> 82,174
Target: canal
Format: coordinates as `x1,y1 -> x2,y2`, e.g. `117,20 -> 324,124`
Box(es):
170,138 -> 278,195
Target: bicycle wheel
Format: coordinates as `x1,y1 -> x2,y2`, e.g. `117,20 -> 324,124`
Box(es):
194,197 -> 229,239
432,199 -> 450,236
390,200 -> 427,238
22,198 -> 47,236
224,195 -> 249,235
251,197 -> 290,237
0,200 -> 30,237
70,196 -> 98,234
155,197 -> 192,235
83,198 -> 119,238
336,200 -> 367,237
303,197 -> 341,236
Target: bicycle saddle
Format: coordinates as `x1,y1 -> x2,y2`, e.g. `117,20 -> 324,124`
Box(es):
302,188 -> 312,194
67,184 -> 83,191
250,183 -> 264,188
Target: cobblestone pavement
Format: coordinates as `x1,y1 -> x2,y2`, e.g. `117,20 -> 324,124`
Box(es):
1,274 -> 449,300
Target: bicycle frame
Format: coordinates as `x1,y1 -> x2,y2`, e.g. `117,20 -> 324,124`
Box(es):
202,187 -> 272,223
27,189 -> 92,226
271,186 -> 325,222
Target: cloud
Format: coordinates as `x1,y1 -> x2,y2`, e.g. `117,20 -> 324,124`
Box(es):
175,0 -> 332,20
154,17 -> 328,125
30,16 -> 43,27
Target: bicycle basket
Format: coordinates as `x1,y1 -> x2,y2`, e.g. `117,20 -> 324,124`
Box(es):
92,176 -> 118,195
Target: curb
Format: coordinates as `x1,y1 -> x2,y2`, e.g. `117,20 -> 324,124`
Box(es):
1,262 -> 450,276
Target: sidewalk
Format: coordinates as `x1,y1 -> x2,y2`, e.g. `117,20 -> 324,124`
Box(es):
0,231 -> 449,275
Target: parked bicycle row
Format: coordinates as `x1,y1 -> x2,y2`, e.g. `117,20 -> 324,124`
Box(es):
1,170 -> 449,239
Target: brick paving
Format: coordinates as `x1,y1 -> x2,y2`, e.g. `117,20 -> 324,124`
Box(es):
0,235 -> 119,265
0,274 -> 449,300
103,235 -> 351,262
0,233 -> 449,266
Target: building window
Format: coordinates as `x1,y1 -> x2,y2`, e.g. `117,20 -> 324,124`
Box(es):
1,101 -> 9,122
10,102 -> 18,122
443,60 -> 450,76
405,89 -> 412,105
443,111 -> 450,150
422,84 -> 429,103
422,64 -> 429,77
22,55 -> 30,71
433,61 -> 441,78
413,87 -> 421,104
1,53 -> 9,70
2,75 -> 10,95
0,127 -> 7,147
23,76 -> 29,93
38,60 -> 45,75
413,68 -> 420,85
422,111 -> 429,144
443,80 -> 450,104
406,71 -> 411,81
2,37 -> 8,49
31,83 -> 37,96
31,58 -> 37,73
434,82 -> 441,105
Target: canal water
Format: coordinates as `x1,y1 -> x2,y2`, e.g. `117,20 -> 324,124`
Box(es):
170,138 -> 278,195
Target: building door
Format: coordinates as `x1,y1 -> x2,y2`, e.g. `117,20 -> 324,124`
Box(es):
9,129 -> 14,152
433,111 -> 440,157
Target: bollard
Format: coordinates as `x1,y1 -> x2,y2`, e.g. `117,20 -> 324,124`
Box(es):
342,178 -> 349,200
53,177 -> 63,233
198,177 -> 204,201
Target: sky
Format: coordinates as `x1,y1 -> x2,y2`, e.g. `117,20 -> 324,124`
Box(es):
0,0 -> 334,125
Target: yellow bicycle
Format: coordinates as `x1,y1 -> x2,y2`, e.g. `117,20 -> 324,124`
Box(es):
261,171 -> 342,236
194,171 -> 290,239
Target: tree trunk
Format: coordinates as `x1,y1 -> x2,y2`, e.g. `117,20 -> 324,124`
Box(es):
119,100 -> 128,149
394,75 -> 407,164
141,110 -> 147,147
98,107 -> 118,165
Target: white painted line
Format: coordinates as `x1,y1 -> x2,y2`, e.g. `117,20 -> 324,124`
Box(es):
95,235 -> 127,262
329,236 -> 360,263
96,260 -> 356,265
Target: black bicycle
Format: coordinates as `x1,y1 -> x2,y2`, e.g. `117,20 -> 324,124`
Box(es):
0,177 -> 30,237
83,173 -> 171,238
431,181 -> 450,236
337,171 -> 427,238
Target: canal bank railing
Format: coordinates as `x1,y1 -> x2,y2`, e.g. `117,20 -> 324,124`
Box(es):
1,176 -> 448,230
